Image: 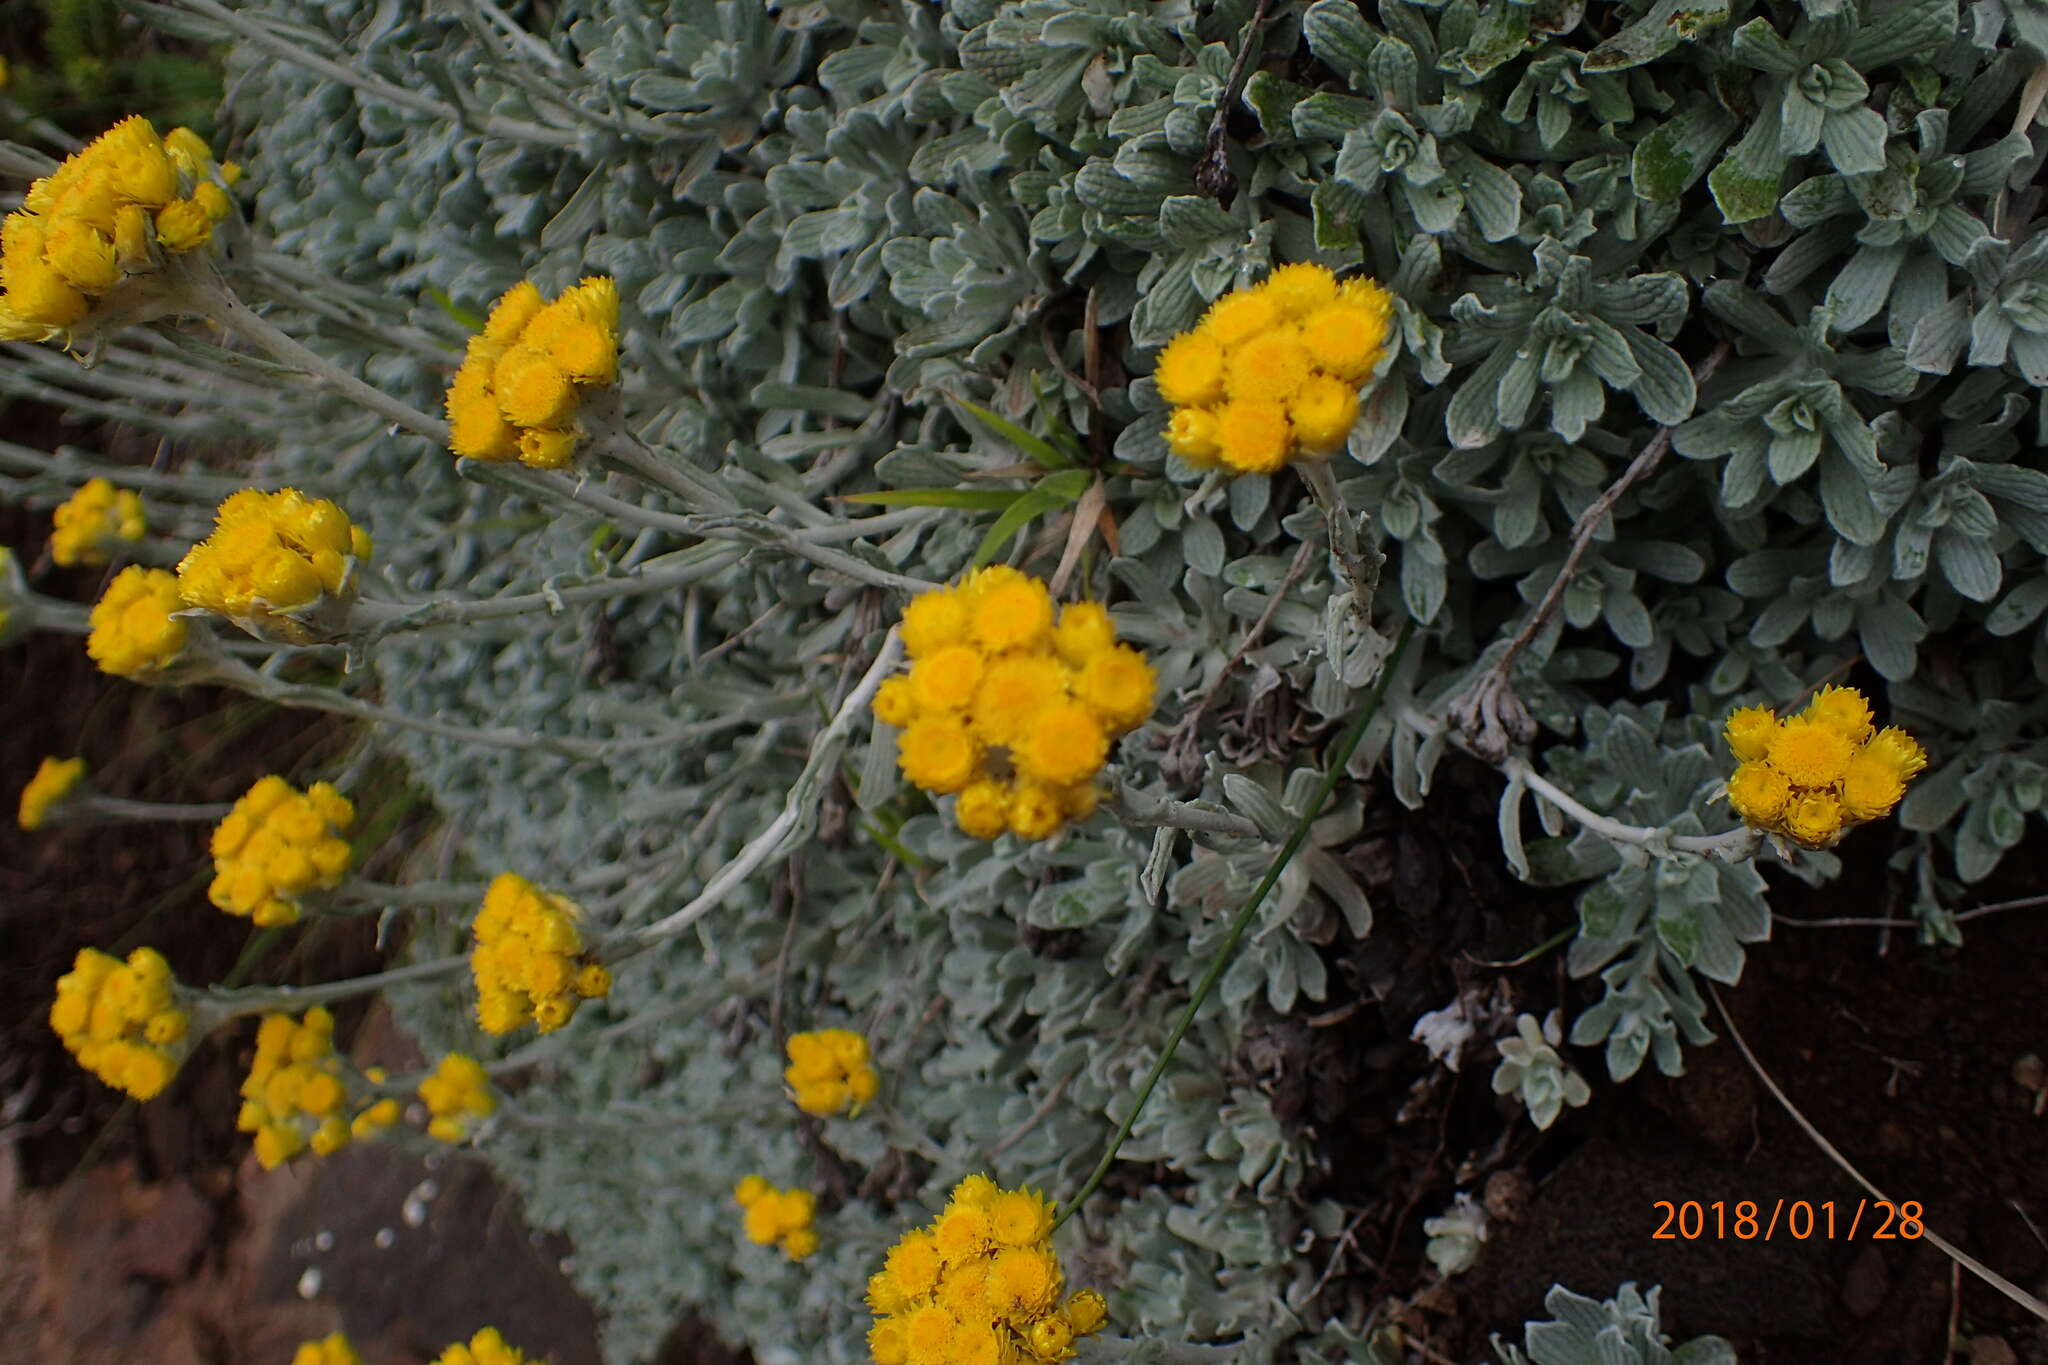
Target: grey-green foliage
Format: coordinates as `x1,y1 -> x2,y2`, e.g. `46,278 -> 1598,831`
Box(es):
11,0 -> 2048,1355
1490,1011 -> 1592,1129
1493,1283 -> 1737,1365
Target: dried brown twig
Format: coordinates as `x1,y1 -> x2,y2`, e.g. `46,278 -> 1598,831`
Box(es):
1445,342 -> 1731,761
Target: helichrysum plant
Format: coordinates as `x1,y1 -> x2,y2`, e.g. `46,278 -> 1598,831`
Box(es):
17,755 -> 86,830
207,775 -> 355,925
469,872 -> 611,1034
783,1029 -> 879,1118
1723,685 -> 1928,848
237,1008 -> 398,1168
878,568 -> 1155,840
866,1175 -> 1105,1365
49,477 -> 145,567
1491,1012 -> 1594,1131
734,1176 -> 820,1262
447,277 -> 620,470
1155,264 -> 1395,474
49,947 -> 188,1100
176,488 -> 372,642
419,1053 -> 498,1142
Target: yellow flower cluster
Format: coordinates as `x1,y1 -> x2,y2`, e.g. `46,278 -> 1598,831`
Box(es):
735,1176 -> 820,1261
1723,685 -> 1928,849
785,1028 -> 879,1117
446,277 -> 620,470
290,1334 -> 361,1365
419,1053 -> 497,1142
208,776 -> 355,926
876,569 -> 1155,841
86,564 -> 188,677
18,754 -> 86,830
176,488 -> 371,633
867,1175 -> 1106,1365
1154,263 -> 1394,475
0,117 -> 236,342
237,1008 -> 400,1169
470,872 -> 612,1034
432,1329 -> 536,1365
50,477 -> 146,567
49,947 -> 188,1100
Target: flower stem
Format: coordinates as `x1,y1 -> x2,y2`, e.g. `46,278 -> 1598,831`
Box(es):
203,954 -> 467,1018
1053,618 -> 1416,1232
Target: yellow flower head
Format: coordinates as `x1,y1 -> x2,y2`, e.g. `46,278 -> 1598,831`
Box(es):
988,1188 -> 1055,1246
1026,1313 -> 1076,1362
470,873 -> 609,1034
1053,602 -> 1116,667
911,644 -> 986,714
987,1245 -> 1061,1320
177,488 -> 369,632
954,781 -> 1010,840
447,277 -> 618,469
50,946 -> 187,1100
1224,328 -> 1313,405
932,1201 -> 995,1265
1263,262 -> 1340,318
874,676 -> 918,729
1725,760 -> 1790,826
785,1027 -> 880,1117
1841,753 -> 1908,821
1801,684 -> 1875,744
897,716 -> 980,794
1064,1289 -> 1108,1335
881,572 -> 1154,838
18,755 -> 86,831
1213,401 -> 1293,475
431,1328 -> 536,1365
1783,790 -> 1847,849
1006,781 -> 1065,841
87,565 -> 188,677
1153,331 -> 1227,408
885,1230 -> 944,1299
964,566 -> 1055,653
971,652 -> 1068,746
732,1179 -> 816,1260
1165,407 -> 1222,466
207,777 -> 354,926
1014,703 -> 1108,786
50,477 -> 146,567
1198,288 -> 1281,348
1288,374 -> 1361,454
290,1333 -> 362,1365
1722,705 -> 1778,764
1862,725 -> 1928,780
1298,282 -> 1394,382
239,1007 -> 385,1168
1764,720 -> 1854,789
419,1053 -> 496,1142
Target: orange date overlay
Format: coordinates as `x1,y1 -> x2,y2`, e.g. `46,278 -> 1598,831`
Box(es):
1652,1199 -> 1925,1241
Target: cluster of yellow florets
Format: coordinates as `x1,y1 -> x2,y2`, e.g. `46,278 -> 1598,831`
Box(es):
208,775 -> 355,926
50,477 -> 146,567
1723,685 -> 1928,849
431,1328 -> 537,1365
876,568 -> 1155,841
17,754 -> 86,830
237,1008 -> 400,1169
446,277 -> 620,470
290,1334 -> 361,1365
0,117 -> 236,343
419,1053 -> 497,1142
176,488 -> 371,635
86,564 -> 188,677
49,947 -> 188,1100
867,1175 -> 1106,1365
470,872 -> 612,1034
784,1028 -> 879,1117
1154,263 -> 1394,475
735,1176 -> 820,1261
